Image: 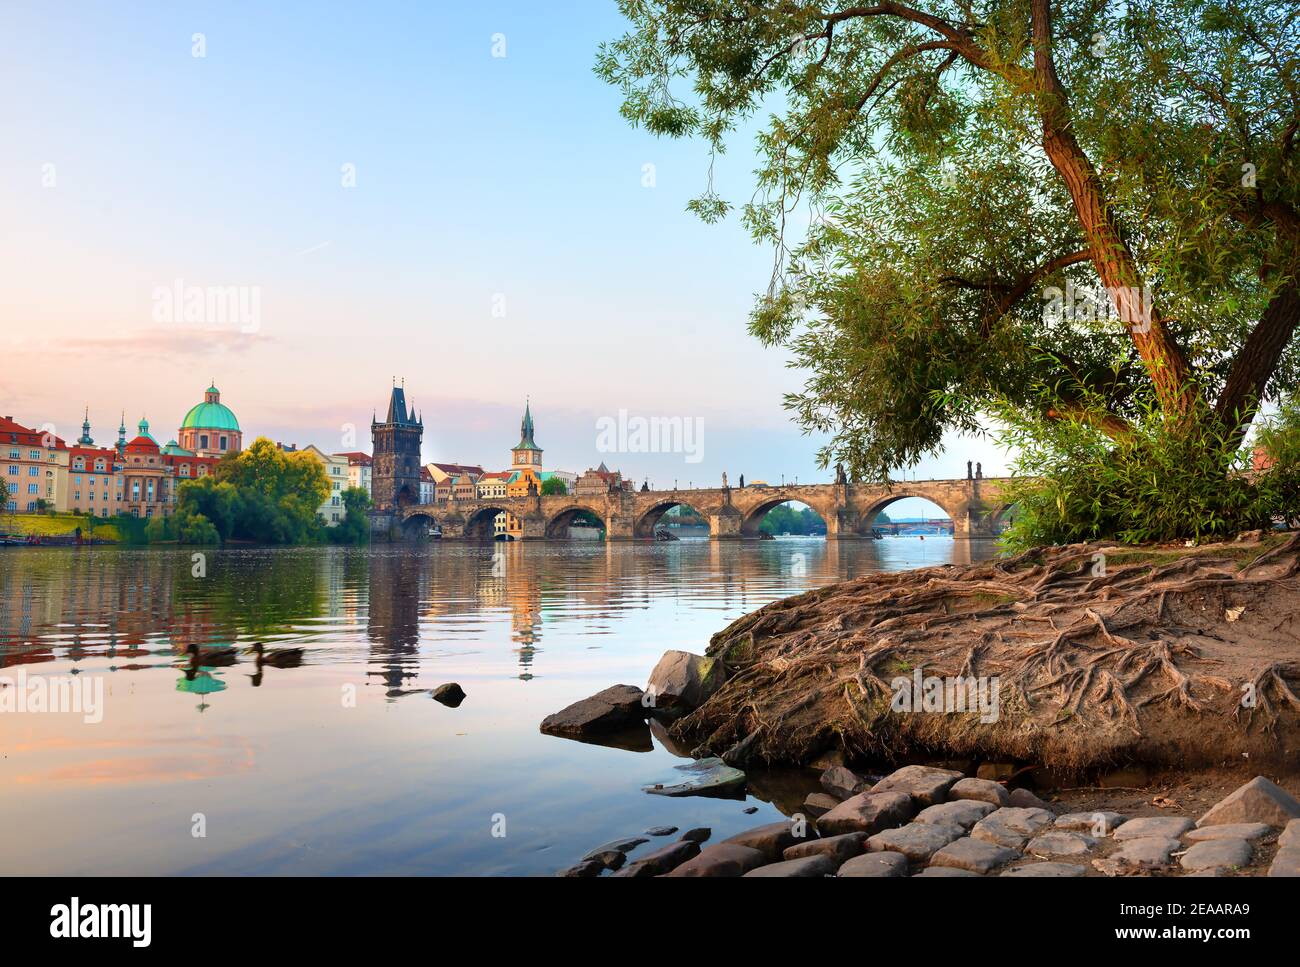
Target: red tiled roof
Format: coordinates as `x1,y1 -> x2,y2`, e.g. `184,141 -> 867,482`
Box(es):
335,451 -> 373,465
430,462 -> 484,477
0,415 -> 68,450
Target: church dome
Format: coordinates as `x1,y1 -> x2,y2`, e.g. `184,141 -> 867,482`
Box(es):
181,384 -> 240,432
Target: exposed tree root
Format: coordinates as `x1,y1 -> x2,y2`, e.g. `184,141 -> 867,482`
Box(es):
672,535 -> 1300,770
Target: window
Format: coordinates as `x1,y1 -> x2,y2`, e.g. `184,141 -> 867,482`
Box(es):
27,484 -> 38,494
219,436 -> 227,450
28,466 -> 38,476
7,449 -> 18,459
29,450 -> 40,460
73,458 -> 84,471
200,434 -> 209,450
75,475 -> 82,485
6,466 -> 16,476
6,483 -> 15,494
26,501 -> 35,511
5,500 -> 14,511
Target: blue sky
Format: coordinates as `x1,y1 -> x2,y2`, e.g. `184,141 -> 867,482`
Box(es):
0,1 -> 1007,513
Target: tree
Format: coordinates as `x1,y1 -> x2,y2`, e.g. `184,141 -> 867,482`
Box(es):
332,487 -> 372,545
599,1 -> 1300,480
540,477 -> 568,496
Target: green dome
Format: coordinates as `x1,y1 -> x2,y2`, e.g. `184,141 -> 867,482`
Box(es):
181,400 -> 240,432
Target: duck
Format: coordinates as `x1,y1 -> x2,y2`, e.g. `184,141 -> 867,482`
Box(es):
252,642 -> 304,668
186,643 -> 238,667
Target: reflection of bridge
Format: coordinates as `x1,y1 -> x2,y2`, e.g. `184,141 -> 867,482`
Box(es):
375,478 -> 1014,541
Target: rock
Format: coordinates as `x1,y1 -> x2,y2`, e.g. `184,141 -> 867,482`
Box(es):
1188,867 -> 1227,877
541,684 -> 647,738
645,650 -> 726,711
1268,848 -> 1300,877
1197,776 -> 1300,829
870,765 -> 963,807
582,837 -> 647,859
914,865 -> 982,876
743,806 -> 758,814
663,843 -> 766,877
970,807 -> 1055,850
721,731 -> 761,768
869,822 -> 967,863
976,762 -> 1017,781
557,859 -> 603,877
1112,836 -> 1181,868
816,790 -> 915,836
1002,861 -> 1087,877
915,799 -> 996,830
612,839 -> 700,877
838,851 -> 909,877
1055,811 -> 1126,834
645,825 -> 678,836
680,827 -> 711,843
820,765 -> 870,799
587,849 -> 627,871
1026,830 -> 1096,856
784,832 -> 867,864
1280,819 -> 1300,850
721,820 -> 812,860
431,682 -> 466,707
950,777 -> 1010,807
643,757 -> 746,798
1185,823 -> 1271,842
1113,816 -> 1195,841
803,792 -> 841,817
808,749 -> 846,771
929,836 -> 1021,874
1180,838 -> 1252,872
1008,787 -> 1054,811
743,854 -> 838,877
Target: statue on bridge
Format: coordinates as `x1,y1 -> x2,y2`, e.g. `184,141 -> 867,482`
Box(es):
722,471 -> 729,490
976,462 -> 983,479
835,462 -> 847,485
967,460 -> 973,480
641,479 -> 650,492
739,474 -> 745,488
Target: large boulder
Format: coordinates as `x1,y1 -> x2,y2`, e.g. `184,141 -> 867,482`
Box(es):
820,766 -> 870,799
721,821 -> 811,860
1113,816 -> 1194,840
645,650 -> 726,711
915,800 -> 996,830
837,851 -> 909,877
1179,838 -> 1252,873
663,843 -> 766,877
784,832 -> 867,864
612,839 -> 700,877
950,777 -> 1010,807
816,790 -> 915,836
540,684 -> 647,737
743,854 -> 838,877
929,836 -> 1020,874
969,807 -> 1055,850
1197,776 -> 1300,829
869,765 -> 963,806
868,822 -> 967,863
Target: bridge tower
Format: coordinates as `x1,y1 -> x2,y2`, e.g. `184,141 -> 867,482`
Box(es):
371,383 -> 423,522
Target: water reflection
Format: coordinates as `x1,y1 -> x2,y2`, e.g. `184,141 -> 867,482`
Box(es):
0,537 -> 995,874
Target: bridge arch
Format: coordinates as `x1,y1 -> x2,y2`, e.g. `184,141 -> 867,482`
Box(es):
634,498 -> 710,539
400,509 -> 441,541
463,505 -> 513,540
739,497 -> 833,538
544,504 -> 608,539
858,493 -> 964,537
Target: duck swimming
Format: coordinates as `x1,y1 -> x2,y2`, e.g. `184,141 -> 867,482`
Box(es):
186,643 -> 237,667
252,642 -> 304,668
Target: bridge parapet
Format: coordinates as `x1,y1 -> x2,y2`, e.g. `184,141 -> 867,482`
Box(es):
373,477 -> 1013,542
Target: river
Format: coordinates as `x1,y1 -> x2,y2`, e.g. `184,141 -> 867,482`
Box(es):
0,536 -> 995,875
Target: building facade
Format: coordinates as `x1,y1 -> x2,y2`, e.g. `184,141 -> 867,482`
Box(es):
302,445 -> 350,525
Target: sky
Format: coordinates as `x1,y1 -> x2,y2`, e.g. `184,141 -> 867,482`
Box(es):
0,1 -> 1008,516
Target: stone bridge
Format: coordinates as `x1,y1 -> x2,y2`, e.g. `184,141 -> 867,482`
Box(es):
377,478 -> 1015,541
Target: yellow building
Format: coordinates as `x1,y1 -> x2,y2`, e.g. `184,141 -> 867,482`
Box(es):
302,445 -> 350,526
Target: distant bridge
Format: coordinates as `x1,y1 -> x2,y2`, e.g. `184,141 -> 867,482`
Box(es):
375,478 -> 1015,541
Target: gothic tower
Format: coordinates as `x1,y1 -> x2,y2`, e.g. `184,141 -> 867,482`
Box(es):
371,384 -> 423,513
510,399 -> 542,471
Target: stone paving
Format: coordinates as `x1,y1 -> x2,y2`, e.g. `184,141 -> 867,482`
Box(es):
558,769 -> 1300,877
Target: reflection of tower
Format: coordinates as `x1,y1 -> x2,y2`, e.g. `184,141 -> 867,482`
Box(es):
366,551 -> 423,696
371,384 -> 423,513
502,545 -> 542,679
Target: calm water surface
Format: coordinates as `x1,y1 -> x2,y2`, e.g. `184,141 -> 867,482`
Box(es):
0,536 -> 994,875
